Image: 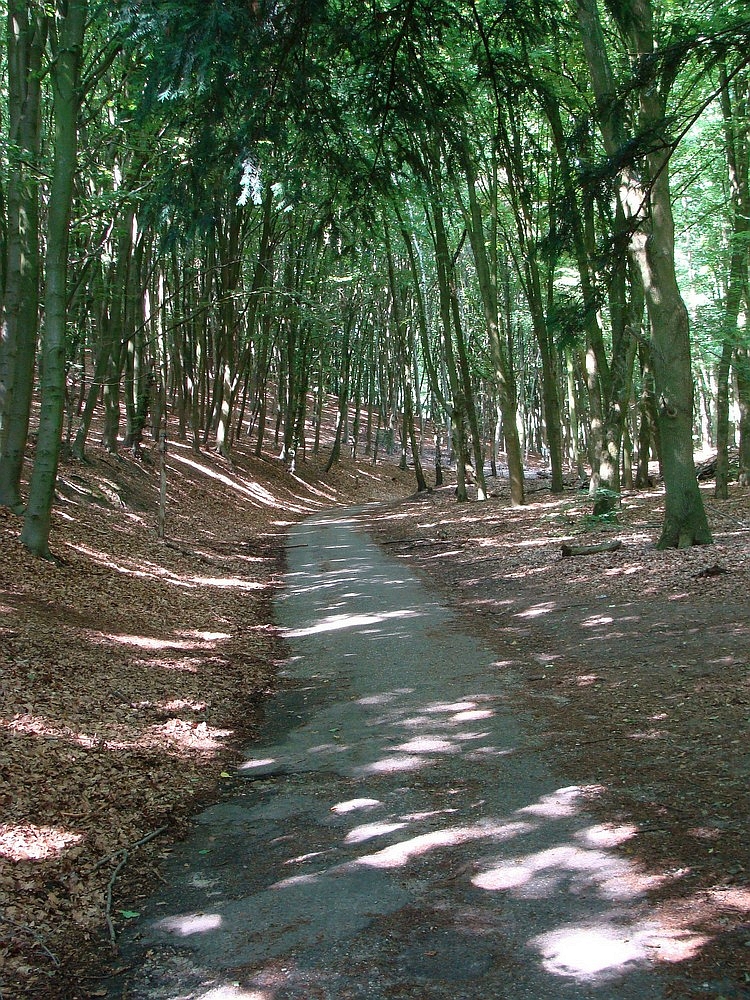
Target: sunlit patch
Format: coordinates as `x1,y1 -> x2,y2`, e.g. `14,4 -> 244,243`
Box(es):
516,603 -> 556,618
98,634 -> 216,650
160,698 -> 209,713
66,544 -> 266,591
331,798 -> 382,814
400,809 -> 459,821
4,713 -> 230,758
453,709 -> 494,721
238,757 -> 278,771
352,820 -> 531,870
196,986 -> 270,1000
183,575 -> 265,591
345,821 -> 408,844
532,924 -> 648,978
272,872 -> 321,889
426,701 -> 479,713
576,824 -> 638,848
519,786 -> 588,819
0,823 -> 83,861
643,926 -> 710,963
171,451 -> 282,507
286,851 -> 328,864
473,839 -> 660,902
283,609 -> 420,638
358,689 -> 414,706
581,615 -> 614,627
395,737 -> 454,753
353,828 -> 475,868
158,912 -> 223,936
576,674 -> 602,687
356,754 -> 428,775
151,718 -> 231,752
707,886 -> 750,910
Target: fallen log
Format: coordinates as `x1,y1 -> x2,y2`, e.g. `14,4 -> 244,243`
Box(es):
561,539 -> 623,558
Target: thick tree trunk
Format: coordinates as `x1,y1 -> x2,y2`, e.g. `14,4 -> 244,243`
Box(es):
577,0 -> 711,548
21,0 -> 87,557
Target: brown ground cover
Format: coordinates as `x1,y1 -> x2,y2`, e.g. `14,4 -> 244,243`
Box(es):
361,476 -> 750,1000
0,432 -> 414,998
2,432 -> 749,999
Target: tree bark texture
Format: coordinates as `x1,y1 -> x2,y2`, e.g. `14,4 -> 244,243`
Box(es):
0,3 -> 47,511
21,0 -> 88,557
577,0 -> 711,548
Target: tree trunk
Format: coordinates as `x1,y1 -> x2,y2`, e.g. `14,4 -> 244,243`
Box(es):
458,145 -> 525,504
21,0 -> 87,557
325,304 -> 352,473
577,0 -> 711,548
717,64 -> 750,496
736,346 -> 750,485
0,4 -> 47,511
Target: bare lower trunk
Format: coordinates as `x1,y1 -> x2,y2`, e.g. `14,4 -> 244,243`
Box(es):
577,0 -> 711,548
0,4 -> 47,511
21,0 -> 87,556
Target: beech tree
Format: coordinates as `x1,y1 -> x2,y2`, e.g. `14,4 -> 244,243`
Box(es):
576,0 -> 713,548
20,0 -> 88,557
2,0 -> 749,557
0,1 -> 46,512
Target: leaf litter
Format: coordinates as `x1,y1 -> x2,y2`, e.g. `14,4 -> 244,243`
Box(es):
2,437 -> 749,999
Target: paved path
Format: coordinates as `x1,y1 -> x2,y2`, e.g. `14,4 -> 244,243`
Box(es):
113,509 -> 665,999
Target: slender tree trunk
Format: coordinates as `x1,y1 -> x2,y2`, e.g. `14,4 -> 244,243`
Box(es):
736,345 -> 750,486
717,64 -> 750,496
21,0 -> 87,557
715,338 -> 734,499
458,145 -> 524,504
0,4 -> 47,511
325,304 -> 352,473
384,222 -> 427,492
430,189 -> 469,501
72,269 -> 111,459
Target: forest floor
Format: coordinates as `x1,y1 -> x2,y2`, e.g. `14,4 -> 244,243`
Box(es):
360,475 -> 750,1000
1,424 -> 749,999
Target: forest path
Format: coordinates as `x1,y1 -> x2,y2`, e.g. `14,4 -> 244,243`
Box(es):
111,507 -> 665,999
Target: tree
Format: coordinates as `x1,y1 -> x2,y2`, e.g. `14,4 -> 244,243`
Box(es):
20,0 -> 88,557
577,0 -> 712,548
0,1 -> 47,512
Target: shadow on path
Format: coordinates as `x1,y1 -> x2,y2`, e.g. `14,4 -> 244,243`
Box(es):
110,508 -> 687,999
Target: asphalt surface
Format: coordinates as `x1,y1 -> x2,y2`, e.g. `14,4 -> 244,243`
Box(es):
110,507 -> 666,999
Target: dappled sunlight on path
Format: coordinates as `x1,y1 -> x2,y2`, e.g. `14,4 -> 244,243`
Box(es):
110,507 -> 719,999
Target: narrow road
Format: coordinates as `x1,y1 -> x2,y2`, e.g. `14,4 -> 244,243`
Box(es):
113,509 -> 665,999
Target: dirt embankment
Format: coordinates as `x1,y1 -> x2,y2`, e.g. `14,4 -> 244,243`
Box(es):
3,434 -> 749,999
0,434 -> 415,998
360,481 -> 750,1000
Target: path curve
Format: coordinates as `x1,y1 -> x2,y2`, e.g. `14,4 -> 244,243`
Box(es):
112,508 -> 665,999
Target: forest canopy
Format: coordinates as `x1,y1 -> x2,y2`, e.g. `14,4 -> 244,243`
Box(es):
1,0 -> 750,555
